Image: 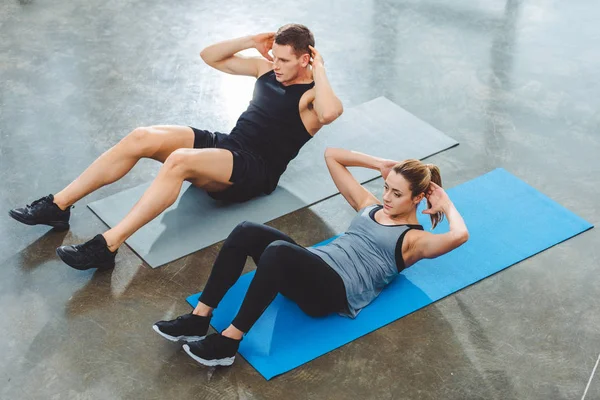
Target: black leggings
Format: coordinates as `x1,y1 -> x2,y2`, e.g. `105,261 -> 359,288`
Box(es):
199,222 -> 348,333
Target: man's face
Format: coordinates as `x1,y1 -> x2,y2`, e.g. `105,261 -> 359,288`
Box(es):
271,43 -> 309,83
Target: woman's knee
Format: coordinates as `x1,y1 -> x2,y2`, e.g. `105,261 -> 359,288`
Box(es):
233,220 -> 255,231
229,221 -> 263,238
260,240 -> 295,265
265,240 -> 293,251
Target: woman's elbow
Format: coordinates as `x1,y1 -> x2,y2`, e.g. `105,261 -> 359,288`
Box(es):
457,230 -> 469,246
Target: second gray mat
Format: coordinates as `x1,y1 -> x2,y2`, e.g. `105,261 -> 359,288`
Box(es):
88,97 -> 458,268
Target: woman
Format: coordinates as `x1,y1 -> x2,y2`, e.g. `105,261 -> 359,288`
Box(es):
153,148 -> 469,367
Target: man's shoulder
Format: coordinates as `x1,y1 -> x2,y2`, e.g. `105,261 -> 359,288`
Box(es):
299,87 -> 316,105
256,62 -> 274,78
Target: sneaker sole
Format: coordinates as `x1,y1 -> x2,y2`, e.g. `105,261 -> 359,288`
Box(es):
183,344 -> 235,367
56,247 -> 115,271
8,210 -> 70,231
152,325 -> 206,343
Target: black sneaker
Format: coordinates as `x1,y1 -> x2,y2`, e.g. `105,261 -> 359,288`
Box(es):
9,194 -> 71,231
56,234 -> 117,270
183,333 -> 241,367
152,313 -> 211,342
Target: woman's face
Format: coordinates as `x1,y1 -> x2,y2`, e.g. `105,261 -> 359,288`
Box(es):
382,171 -> 423,216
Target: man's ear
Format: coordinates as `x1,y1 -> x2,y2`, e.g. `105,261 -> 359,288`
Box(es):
300,53 -> 310,67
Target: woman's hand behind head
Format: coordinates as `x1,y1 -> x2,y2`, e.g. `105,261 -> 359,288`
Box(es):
422,182 -> 451,215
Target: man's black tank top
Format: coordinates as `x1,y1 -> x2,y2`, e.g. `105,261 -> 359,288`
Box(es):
219,70 -> 315,184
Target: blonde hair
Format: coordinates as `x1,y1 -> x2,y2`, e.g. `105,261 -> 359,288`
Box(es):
392,159 -> 444,229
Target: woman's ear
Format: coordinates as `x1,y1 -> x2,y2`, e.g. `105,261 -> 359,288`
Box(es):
413,193 -> 425,205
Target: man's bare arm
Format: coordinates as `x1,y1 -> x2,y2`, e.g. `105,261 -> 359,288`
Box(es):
200,33 -> 274,77
310,45 -> 343,125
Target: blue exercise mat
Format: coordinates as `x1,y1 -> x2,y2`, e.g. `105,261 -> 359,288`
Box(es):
186,168 -> 593,379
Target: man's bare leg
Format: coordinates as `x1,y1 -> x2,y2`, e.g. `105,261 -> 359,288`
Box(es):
56,148 -> 234,270
102,148 -> 233,250
53,125 -> 195,209
9,125 -> 196,231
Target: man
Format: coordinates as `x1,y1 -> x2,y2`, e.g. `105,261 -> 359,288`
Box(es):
9,23 -> 343,270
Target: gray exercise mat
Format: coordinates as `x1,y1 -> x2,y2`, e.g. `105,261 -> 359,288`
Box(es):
88,97 -> 458,268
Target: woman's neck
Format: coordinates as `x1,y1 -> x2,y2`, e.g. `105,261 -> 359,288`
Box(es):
378,207 -> 420,225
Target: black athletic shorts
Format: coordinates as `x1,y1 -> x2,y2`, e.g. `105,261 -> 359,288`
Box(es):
190,127 -> 274,203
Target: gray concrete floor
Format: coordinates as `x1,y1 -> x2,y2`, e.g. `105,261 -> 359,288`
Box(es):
1,0 -> 599,399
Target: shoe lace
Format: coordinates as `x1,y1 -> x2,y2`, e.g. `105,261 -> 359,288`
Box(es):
77,238 -> 106,255
27,195 -> 74,212
28,195 -> 53,209
176,313 -> 207,322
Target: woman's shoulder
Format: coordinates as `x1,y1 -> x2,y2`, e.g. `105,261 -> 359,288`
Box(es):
401,229 -> 430,268
358,203 -> 381,215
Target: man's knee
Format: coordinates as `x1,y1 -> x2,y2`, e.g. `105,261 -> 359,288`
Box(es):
120,126 -> 159,156
162,148 -> 199,176
123,127 -> 151,145
129,126 -> 150,140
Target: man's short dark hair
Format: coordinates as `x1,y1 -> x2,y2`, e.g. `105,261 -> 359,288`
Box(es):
275,24 -> 315,57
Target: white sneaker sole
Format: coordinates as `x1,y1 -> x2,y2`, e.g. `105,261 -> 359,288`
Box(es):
152,325 -> 205,342
183,344 -> 235,367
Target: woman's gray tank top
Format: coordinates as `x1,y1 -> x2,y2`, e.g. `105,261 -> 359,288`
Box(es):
308,204 -> 423,318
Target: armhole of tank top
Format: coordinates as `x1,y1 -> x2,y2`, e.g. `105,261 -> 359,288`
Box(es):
394,226 -> 423,272
368,204 -> 383,220
257,69 -> 274,80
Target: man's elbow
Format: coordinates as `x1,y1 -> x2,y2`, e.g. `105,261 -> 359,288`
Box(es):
199,48 -> 212,65
324,147 -> 340,160
318,106 -> 343,125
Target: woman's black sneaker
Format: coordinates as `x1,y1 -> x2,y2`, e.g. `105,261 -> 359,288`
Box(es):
9,194 -> 71,231
56,234 -> 117,270
153,313 -> 211,342
183,333 -> 241,367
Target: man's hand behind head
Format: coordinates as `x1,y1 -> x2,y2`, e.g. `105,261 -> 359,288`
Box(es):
252,32 -> 275,61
